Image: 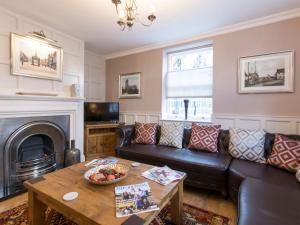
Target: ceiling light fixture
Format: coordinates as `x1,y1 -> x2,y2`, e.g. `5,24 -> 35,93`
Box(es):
111,0 -> 156,31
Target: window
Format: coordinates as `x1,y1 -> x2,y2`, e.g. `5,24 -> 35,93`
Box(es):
163,44 -> 213,121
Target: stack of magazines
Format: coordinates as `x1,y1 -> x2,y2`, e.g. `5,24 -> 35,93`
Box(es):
142,166 -> 185,185
84,157 -> 118,167
115,182 -> 159,218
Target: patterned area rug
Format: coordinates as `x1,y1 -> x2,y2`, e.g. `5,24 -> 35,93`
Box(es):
0,202 -> 230,225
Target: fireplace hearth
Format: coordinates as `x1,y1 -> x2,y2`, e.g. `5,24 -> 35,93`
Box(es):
0,116 -> 70,200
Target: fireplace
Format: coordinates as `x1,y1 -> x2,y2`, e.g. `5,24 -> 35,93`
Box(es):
0,116 -> 70,200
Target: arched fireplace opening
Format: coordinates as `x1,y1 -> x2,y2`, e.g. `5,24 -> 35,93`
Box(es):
18,134 -> 54,162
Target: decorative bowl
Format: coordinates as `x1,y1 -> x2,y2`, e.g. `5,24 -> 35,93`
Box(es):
84,163 -> 130,185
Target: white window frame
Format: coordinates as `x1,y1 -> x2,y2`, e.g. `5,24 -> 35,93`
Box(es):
162,41 -> 214,122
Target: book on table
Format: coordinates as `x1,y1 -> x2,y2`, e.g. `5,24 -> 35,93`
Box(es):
115,182 -> 159,218
142,166 -> 185,186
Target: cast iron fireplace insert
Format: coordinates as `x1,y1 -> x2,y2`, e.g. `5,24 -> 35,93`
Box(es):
0,115 -> 70,201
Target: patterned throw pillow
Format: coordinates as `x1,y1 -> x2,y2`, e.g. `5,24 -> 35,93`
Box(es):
267,134 -> 300,173
188,124 -> 221,153
229,129 -> 266,163
158,122 -> 184,148
297,166 -> 300,183
134,122 -> 158,145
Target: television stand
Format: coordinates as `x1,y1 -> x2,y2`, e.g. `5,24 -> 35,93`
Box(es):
84,122 -> 123,160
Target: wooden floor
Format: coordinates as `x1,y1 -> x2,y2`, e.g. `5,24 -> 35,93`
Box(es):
184,187 -> 237,225
0,187 -> 237,225
0,192 -> 27,213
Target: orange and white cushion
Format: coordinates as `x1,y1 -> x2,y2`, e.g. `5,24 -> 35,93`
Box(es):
267,134 -> 300,173
188,124 -> 221,153
134,122 -> 158,145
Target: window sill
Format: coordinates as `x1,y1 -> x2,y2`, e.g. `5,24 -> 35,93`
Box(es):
161,117 -> 212,124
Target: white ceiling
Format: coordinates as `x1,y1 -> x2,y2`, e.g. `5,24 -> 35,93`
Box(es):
1,0 -> 300,55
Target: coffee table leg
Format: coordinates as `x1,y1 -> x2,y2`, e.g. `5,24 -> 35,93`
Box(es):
170,180 -> 183,225
28,190 -> 47,225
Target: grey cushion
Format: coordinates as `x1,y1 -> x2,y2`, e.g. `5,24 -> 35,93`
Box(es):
229,128 -> 266,163
158,121 -> 184,148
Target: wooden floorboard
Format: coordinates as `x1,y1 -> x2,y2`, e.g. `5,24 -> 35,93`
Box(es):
0,186 -> 237,225
0,192 -> 27,213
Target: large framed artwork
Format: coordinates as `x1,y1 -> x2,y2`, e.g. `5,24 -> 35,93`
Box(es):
238,50 -> 294,93
119,72 -> 142,99
11,33 -> 63,81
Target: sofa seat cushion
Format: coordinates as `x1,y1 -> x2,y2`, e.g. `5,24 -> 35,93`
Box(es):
229,159 -> 299,201
238,178 -> 300,225
116,144 -> 232,192
117,144 -> 231,172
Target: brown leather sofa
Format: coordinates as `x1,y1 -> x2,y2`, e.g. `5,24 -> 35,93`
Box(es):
115,125 -> 300,225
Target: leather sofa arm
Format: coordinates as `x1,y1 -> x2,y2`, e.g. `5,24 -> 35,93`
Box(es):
115,125 -> 135,148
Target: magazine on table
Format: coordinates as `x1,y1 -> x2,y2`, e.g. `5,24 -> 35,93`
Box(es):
84,157 -> 118,167
115,182 -> 159,218
142,166 -> 185,185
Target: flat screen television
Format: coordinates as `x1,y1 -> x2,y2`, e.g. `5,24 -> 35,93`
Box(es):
84,102 -> 119,123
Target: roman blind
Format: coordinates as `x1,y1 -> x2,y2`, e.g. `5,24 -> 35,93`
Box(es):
166,46 -> 213,98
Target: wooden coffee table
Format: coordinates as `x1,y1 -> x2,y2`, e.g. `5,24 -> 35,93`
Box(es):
24,158 -> 186,225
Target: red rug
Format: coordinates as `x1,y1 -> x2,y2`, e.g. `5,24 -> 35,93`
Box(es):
0,202 -> 230,225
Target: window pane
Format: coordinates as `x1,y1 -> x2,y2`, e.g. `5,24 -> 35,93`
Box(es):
169,47 -> 213,72
166,98 -> 212,120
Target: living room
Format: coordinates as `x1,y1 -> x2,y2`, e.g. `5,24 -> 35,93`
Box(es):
0,0 -> 299,225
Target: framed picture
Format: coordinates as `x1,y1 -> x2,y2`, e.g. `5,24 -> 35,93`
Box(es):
119,72 -> 142,98
11,33 -> 63,81
238,50 -> 294,93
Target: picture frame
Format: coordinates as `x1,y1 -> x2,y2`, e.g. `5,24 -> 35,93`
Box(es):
238,50 -> 294,93
11,33 -> 63,81
119,72 -> 142,99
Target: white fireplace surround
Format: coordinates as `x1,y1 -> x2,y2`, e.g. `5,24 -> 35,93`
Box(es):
0,95 -> 85,161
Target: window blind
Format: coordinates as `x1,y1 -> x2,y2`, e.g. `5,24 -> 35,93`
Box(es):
166,67 -> 213,98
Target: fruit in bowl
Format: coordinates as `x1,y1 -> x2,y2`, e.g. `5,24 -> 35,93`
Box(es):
84,164 -> 130,185
89,168 -> 125,183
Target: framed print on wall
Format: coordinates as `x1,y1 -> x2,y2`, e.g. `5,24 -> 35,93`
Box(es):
119,72 -> 142,99
11,33 -> 63,81
238,50 -> 294,93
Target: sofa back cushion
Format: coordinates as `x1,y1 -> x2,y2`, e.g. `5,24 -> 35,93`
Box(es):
158,121 -> 184,148
134,122 -> 158,145
228,128 -> 266,163
267,134 -> 300,173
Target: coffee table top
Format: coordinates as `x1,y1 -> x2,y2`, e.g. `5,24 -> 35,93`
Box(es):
24,158 -> 185,225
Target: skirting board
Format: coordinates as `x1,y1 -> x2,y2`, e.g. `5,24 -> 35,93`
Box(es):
120,112 -> 300,135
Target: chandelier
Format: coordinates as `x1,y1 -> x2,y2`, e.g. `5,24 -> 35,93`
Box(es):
111,0 -> 156,31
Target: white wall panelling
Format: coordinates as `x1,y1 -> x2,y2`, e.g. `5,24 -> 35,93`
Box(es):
120,112 -> 161,125
213,114 -> 300,135
0,7 -> 85,159
0,7 -> 85,97
84,50 -> 106,102
120,112 -> 300,135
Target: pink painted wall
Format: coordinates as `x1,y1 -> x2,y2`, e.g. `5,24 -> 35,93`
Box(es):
106,17 -> 300,116
106,50 -> 163,112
